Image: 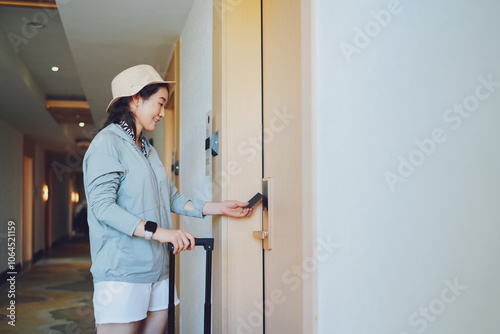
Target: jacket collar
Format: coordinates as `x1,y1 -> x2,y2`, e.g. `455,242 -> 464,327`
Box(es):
105,123 -> 151,155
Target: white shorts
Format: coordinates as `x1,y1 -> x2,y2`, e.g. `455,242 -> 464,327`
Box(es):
93,279 -> 180,324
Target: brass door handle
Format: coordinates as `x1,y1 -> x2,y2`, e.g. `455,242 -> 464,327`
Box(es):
252,177 -> 272,250
253,231 -> 268,239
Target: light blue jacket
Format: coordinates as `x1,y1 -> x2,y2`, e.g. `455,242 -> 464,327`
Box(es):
83,123 -> 207,283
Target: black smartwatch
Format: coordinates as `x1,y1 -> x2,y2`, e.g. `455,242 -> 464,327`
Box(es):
144,221 -> 158,240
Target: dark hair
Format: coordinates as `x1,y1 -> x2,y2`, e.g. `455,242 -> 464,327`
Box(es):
101,83 -> 169,137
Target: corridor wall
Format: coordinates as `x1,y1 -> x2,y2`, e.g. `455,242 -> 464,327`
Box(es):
314,1 -> 500,333
48,153 -> 71,245
178,0 -> 213,332
0,118 -> 23,273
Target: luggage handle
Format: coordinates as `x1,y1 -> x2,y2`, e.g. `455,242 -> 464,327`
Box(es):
167,237 -> 214,334
167,237 -> 214,252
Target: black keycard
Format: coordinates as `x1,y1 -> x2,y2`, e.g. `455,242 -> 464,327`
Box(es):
246,192 -> 263,208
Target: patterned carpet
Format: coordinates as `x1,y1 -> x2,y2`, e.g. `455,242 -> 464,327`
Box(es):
0,237 -> 95,334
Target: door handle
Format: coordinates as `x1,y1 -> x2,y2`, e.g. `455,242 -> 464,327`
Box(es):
252,231 -> 268,239
252,177 -> 272,250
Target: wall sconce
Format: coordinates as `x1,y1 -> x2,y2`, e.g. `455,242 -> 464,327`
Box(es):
43,185 -> 49,202
71,192 -> 79,203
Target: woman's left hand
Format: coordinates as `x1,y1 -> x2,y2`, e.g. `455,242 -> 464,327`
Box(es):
202,200 -> 254,217
219,200 -> 253,217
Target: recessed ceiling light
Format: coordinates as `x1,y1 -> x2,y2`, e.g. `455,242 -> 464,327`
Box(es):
79,122 -> 85,127
52,66 -> 59,72
27,22 -> 45,29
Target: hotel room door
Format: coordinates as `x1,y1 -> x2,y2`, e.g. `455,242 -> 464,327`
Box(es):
213,0 -> 305,332
260,0 -> 303,332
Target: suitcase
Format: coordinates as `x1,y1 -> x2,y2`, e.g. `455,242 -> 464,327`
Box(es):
167,238 -> 214,334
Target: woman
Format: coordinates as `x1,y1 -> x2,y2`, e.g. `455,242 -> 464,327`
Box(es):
83,64 -> 252,333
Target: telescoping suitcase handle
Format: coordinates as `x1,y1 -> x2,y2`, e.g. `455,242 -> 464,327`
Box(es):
167,238 -> 214,334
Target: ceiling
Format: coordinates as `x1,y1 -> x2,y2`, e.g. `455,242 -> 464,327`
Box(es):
0,0 -> 195,152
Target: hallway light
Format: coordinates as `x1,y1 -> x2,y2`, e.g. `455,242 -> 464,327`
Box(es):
43,185 -> 49,202
79,122 -> 85,127
52,66 -> 59,72
71,192 -> 79,203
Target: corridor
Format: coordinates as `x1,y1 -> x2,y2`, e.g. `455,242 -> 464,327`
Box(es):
3,0 -> 500,333
0,237 -> 94,333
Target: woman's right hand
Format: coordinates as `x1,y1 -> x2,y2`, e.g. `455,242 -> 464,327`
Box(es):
153,228 -> 196,254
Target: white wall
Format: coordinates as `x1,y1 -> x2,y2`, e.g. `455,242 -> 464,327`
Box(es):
315,0 -> 500,333
178,0 -> 213,332
0,118 -> 23,272
0,120 -> 46,270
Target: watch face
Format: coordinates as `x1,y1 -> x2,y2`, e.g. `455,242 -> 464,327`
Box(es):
145,221 -> 158,233
145,231 -> 153,240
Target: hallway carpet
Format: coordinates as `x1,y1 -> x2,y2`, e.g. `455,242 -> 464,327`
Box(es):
0,237 -> 95,333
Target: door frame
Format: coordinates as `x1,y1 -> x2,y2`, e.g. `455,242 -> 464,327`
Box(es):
164,36 -> 182,334
300,0 -> 317,332
212,0 -> 316,333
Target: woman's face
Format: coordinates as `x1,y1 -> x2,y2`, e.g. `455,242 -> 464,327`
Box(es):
131,86 -> 169,134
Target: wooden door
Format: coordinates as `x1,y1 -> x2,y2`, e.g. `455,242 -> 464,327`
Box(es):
261,0 -> 304,332
213,0 -> 304,332
212,0 -> 264,332
22,155 -> 34,266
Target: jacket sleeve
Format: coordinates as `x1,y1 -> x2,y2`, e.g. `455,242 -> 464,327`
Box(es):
83,137 -> 142,236
168,179 -> 207,219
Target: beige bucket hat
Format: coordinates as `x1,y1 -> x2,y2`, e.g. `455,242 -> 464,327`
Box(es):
106,64 -> 175,113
